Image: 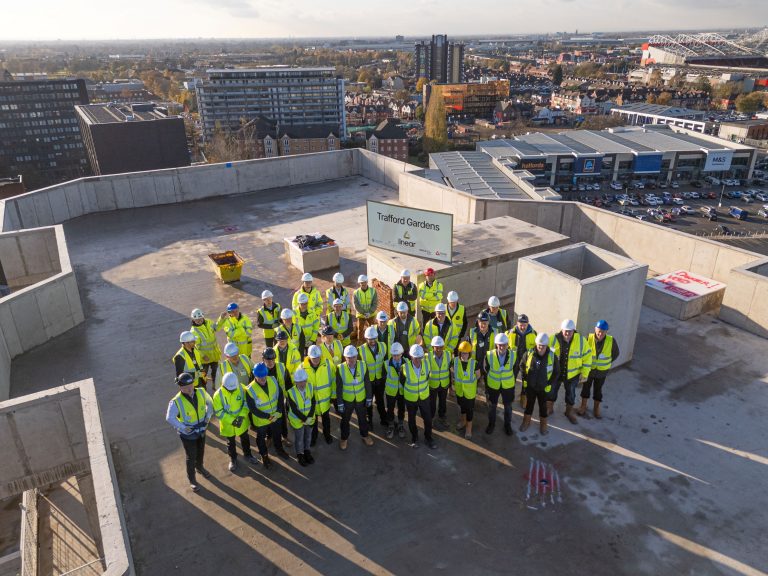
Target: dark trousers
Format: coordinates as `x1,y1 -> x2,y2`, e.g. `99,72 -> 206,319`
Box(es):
551,375 -> 579,406
486,387 -> 515,426
181,435 -> 206,483
406,398 -> 433,443
524,388 -> 548,418
281,400 -> 289,438
386,393 -> 405,424
340,401 -> 369,440
264,336 -> 275,348
256,420 -> 284,456
312,410 -> 332,442
368,378 -> 388,426
582,374 -> 607,402
513,362 -> 525,399
459,396 -> 475,421
429,386 -> 448,419
203,363 -> 218,389
421,310 -> 435,326
226,431 -> 252,463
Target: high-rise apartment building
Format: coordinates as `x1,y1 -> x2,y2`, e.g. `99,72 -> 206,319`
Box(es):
0,76 -> 90,190
414,35 -> 465,84
195,67 -> 346,141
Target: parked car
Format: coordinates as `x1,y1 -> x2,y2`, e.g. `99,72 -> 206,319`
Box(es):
741,196 -> 753,203
635,214 -> 647,221
672,197 -> 684,205
671,181 -> 680,189
729,206 -> 748,220
690,192 -> 701,199
690,181 -> 702,188
754,193 -> 768,202
717,225 -> 734,235
610,181 -> 623,191
706,191 -> 717,199
758,209 -> 768,218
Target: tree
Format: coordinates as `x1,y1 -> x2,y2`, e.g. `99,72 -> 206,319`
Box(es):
423,90 -> 447,154
656,91 -> 673,105
693,76 -> 712,96
712,81 -> 742,101
416,77 -> 428,94
648,69 -> 663,88
646,93 -> 657,104
415,104 -> 424,121
552,64 -> 563,86
735,92 -> 765,114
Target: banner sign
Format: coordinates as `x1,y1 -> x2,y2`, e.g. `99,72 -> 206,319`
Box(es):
367,201 -> 453,264
633,153 -> 663,174
520,159 -> 547,173
703,150 -> 733,172
574,157 -> 602,175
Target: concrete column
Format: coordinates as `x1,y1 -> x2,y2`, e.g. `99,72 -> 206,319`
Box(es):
667,153 -> 676,183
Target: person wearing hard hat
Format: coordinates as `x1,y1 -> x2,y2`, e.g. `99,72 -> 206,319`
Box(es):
304,345 -> 336,446
400,344 -> 437,449
216,342 -> 254,389
578,320 -> 620,419
353,274 -> 378,342
214,372 -> 258,472
328,298 -> 354,346
246,362 -> 289,468
173,331 -> 206,388
278,308 -> 302,351
319,325 -> 344,366
292,273 -> 323,318
393,269 -> 417,314
262,344 -> 294,447
286,367 -> 317,466
217,302 -> 254,358
256,290 -> 282,348
166,373 -> 214,492
359,326 -> 388,430
428,335 -> 452,429
451,341 -> 480,439
389,301 -> 422,358
484,296 -> 510,334
520,333 -> 559,435
326,272 -> 351,313
336,345 -> 374,450
384,342 -> 407,439
549,319 -> 593,424
375,310 -> 395,351
417,267 -> 444,326
293,292 -> 320,356
423,303 -> 459,354
508,313 -> 537,407
273,330 -> 302,377
483,332 -> 517,436
190,309 -> 222,388
469,312 -> 496,389
446,291 -> 467,354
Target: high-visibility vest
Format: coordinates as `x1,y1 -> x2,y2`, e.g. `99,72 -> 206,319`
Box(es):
428,351 -> 452,389
292,287 -> 323,318
220,355 -> 253,387
287,383 -> 315,429
247,378 -> 282,427
276,345 -> 301,377
508,329 -> 538,353
294,309 -> 319,343
384,360 -> 403,397
525,350 -> 555,394
394,282 -> 417,313
377,324 -> 396,352
325,286 -> 351,311
447,304 -> 465,332
402,359 -> 430,402
389,316 -> 420,348
321,339 -> 344,366
258,304 -> 282,340
328,311 -> 351,344
353,287 -> 376,318
549,333 -> 592,380
190,320 -> 220,363
220,314 -> 253,348
359,342 -> 387,380
270,363 -> 287,393
339,361 -> 367,403
486,349 -> 516,390
173,346 -> 204,383
424,319 -> 459,352
453,358 -> 477,400
279,321 -> 301,350
486,308 -> 508,333
588,334 -> 614,371
469,327 -> 496,361
418,280 -> 444,313
213,384 -> 250,437
172,389 -> 209,432
304,358 -> 335,414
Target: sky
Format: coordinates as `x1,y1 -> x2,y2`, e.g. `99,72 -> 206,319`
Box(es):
3,0 -> 768,40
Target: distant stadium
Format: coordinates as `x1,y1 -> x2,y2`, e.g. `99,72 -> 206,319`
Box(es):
641,33 -> 768,69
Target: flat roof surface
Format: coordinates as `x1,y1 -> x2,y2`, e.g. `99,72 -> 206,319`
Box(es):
76,104 -> 172,124
612,103 -> 705,118
431,151 -> 531,199
8,177 -> 768,575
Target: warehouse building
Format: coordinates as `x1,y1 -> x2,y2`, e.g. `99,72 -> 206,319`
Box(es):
609,103 -> 709,134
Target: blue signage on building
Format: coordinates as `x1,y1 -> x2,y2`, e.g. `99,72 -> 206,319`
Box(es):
574,157 -> 602,175
633,154 -> 663,173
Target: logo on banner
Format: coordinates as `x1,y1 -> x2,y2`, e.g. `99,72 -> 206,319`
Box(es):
583,159 -> 595,173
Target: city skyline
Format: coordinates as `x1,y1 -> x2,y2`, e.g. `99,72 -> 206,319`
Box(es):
3,0 -> 768,41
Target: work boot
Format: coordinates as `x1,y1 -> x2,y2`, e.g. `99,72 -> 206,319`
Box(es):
228,460 -> 237,472
190,483 -> 200,493
297,454 -> 308,467
464,421 -> 473,440
546,401 -> 554,416
363,435 -> 374,447
386,424 -> 395,439
276,446 -> 290,459
504,422 -> 514,436
398,423 -> 406,438
197,467 -> 211,479
519,414 -> 532,432
576,397 -> 589,417
565,405 -> 578,425
593,401 -> 602,419
456,416 -> 467,431
262,454 -> 272,469
245,454 -> 259,465
540,417 -> 549,436
340,439 -> 348,451
485,422 -> 495,435
304,450 -> 314,465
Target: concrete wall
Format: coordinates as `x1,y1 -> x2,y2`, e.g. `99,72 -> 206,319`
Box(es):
0,227 -> 61,289
358,148 -> 420,189
719,257 -> 768,338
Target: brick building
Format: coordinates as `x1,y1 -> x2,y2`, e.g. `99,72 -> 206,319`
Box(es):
366,119 -> 408,161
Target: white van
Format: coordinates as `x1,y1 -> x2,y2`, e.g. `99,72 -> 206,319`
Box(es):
705,176 -> 720,185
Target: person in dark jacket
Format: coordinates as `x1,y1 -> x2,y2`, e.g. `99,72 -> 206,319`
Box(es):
519,333 -> 560,436
578,320 -> 620,419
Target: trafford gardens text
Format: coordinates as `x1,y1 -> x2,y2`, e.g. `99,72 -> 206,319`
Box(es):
377,212 -> 441,231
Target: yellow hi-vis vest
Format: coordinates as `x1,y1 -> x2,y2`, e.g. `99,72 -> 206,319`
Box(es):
403,359 -> 430,402
389,316 -> 421,348
173,389 -> 209,432
486,349 -> 516,390
213,384 -> 250,437
339,361 -> 367,403
219,314 -> 253,349
304,358 -> 335,414
418,280 -> 444,313
325,286 -> 351,311
321,339 -> 344,366
287,383 -> 315,429
271,363 -> 288,393
428,351 -> 452,389
258,303 -> 282,340
247,377 -> 282,427
359,342 -> 387,380
423,319 -> 460,352
276,344 -> 301,377
292,287 -> 323,318
280,321 -> 302,351
328,311 -> 352,345
549,333 -> 592,380
384,360 -> 404,397
524,350 -> 555,394
447,303 -> 465,331
508,329 -> 537,352
453,358 -> 477,400
353,287 -> 377,318
190,320 -> 221,363
220,355 -> 253,387
173,346 -> 204,384
588,334 -> 614,371
469,327 -> 496,361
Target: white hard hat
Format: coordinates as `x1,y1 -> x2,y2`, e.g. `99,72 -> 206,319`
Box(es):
308,345 -> 322,359
364,326 -> 378,340
447,291 -> 459,303
301,273 -> 313,282
376,310 -> 388,321
495,333 -> 509,345
281,308 -> 293,319
431,336 -> 445,347
488,295 -> 500,308
333,298 -> 343,306
358,274 -> 368,283
297,292 -> 309,304
179,331 -> 196,343
343,345 -> 358,358
293,367 -> 308,382
409,344 -> 424,358
400,269 -> 411,277
333,272 -> 344,283
261,290 -> 273,299
190,308 -> 204,320
391,342 -> 404,356
535,333 -> 549,346
222,372 -> 239,391
435,303 -> 447,313
224,342 -> 239,357
561,319 -> 576,331
396,301 -> 409,313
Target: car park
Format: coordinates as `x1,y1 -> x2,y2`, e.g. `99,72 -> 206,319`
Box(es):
672,197 -> 684,205
758,209 -> 768,218
671,181 -> 679,189
717,225 -> 734,235
680,205 -> 694,214
729,206 -> 748,220
742,195 -> 753,203
635,214 -> 647,221
690,192 -> 700,199
690,181 -> 702,188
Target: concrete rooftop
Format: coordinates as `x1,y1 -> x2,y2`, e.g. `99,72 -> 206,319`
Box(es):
9,175 -> 768,575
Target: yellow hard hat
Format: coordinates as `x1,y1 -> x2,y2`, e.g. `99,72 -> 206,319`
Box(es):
458,341 -> 472,353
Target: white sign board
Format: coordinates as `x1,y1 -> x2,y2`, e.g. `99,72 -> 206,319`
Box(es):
703,150 -> 733,172
367,201 -> 453,263
645,270 -> 725,302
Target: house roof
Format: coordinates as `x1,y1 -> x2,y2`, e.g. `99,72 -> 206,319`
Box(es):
371,119 -> 407,140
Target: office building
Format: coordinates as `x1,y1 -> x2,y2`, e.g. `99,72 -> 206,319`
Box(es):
75,102 -> 190,176
423,80 -> 510,119
0,77 -> 90,189
415,35 -> 465,83
195,67 -> 346,141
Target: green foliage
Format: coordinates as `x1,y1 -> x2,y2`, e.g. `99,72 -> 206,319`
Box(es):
423,90 -> 447,154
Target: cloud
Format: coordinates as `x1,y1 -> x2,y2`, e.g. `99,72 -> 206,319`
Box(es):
196,0 -> 260,18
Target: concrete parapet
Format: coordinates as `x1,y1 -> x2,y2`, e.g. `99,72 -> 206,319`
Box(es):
719,257 -> 768,338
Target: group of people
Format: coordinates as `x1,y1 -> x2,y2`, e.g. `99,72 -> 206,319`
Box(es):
166,269 -> 619,492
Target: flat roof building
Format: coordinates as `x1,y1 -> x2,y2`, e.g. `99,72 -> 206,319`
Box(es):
423,80 -> 510,120
610,103 -> 710,134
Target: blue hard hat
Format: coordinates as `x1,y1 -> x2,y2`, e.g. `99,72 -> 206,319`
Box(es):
226,302 -> 239,312
253,362 -> 269,378
596,319 -> 609,331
